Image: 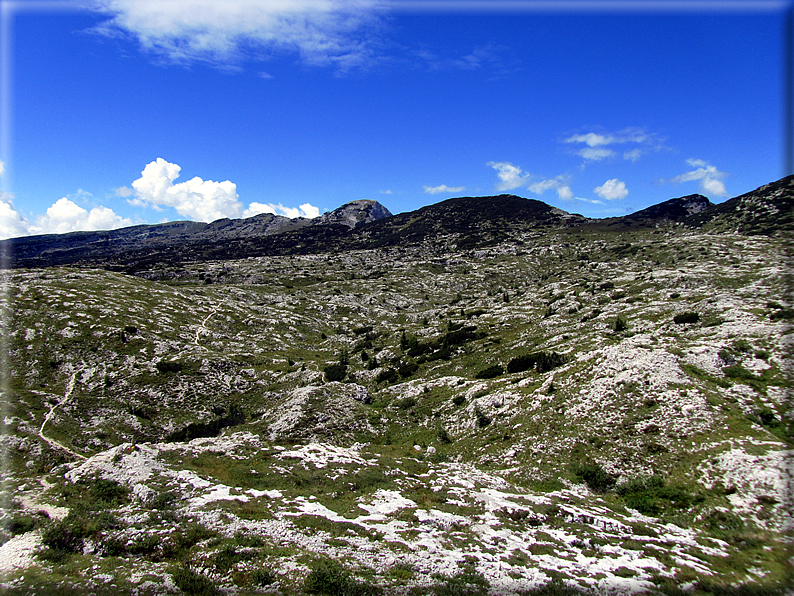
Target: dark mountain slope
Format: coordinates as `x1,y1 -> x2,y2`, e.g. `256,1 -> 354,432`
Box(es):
625,194 -> 711,223
4,201 -> 388,269
687,174 -> 794,235
348,194 -> 586,249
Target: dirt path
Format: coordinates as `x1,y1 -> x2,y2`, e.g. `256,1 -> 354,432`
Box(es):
38,371 -> 86,460
194,307 -> 219,350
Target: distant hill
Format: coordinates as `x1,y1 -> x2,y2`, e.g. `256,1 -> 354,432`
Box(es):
2,176 -> 791,270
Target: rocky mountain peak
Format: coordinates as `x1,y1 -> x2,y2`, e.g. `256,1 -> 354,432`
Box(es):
624,194 -> 712,222
317,199 -> 392,228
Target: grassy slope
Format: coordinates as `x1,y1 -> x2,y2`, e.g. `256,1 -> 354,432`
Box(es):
1,224 -> 791,595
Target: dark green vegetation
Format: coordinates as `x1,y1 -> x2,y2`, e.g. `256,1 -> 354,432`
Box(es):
2,175 -> 791,595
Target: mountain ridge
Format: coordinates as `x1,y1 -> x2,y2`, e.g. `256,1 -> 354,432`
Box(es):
2,176 -> 792,270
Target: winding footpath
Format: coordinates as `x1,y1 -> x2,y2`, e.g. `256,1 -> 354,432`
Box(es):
38,370 -> 86,460
194,307 -> 219,350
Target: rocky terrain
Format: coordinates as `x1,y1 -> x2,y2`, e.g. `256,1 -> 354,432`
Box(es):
0,176 -> 791,595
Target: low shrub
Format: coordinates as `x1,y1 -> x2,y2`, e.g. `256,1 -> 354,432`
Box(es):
723,365 -> 755,380
398,361 -> 419,378
304,559 -> 380,596
571,462 -> 615,492
40,519 -> 84,557
251,569 -> 275,586
3,515 -> 38,535
375,368 -> 398,384
673,312 -> 699,324
324,363 -> 347,382
613,316 -> 628,332
433,567 -> 490,596
437,428 -> 452,444
172,567 -> 219,595
616,475 -> 704,515
156,361 -> 183,373
395,396 -> 416,410
475,364 -> 504,379
475,408 -> 491,428
507,351 -> 568,374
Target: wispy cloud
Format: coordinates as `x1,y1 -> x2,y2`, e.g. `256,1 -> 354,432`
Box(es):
487,161 -> 529,191
594,178 -> 628,200
424,184 -> 465,194
384,1 -> 786,14
415,43 -> 517,76
665,158 -> 729,197
527,175 -> 574,200
87,0 -> 386,72
564,127 -> 663,162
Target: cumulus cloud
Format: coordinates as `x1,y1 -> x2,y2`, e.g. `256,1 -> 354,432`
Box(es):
131,158 -> 243,222
0,193 -> 135,239
32,197 -> 134,236
487,161 -> 528,191
565,127 -> 662,162
89,0 -> 384,72
0,160 -> 4,176
243,202 -> 319,219
115,186 -> 133,197
423,184 -> 465,195
0,193 -> 31,240
667,159 -> 729,197
594,178 -> 628,200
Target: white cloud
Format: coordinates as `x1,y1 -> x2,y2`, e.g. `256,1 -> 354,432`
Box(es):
242,201 -> 319,219
594,178 -> 628,200
565,127 -> 662,162
31,197 -> 134,236
115,186 -> 133,197
525,176 -> 576,201
423,184 -> 465,195
0,160 -> 4,176
89,0 -> 383,72
486,161 -> 528,191
527,178 -> 558,194
556,185 -> 574,200
686,158 -> 708,168
668,159 -> 728,197
565,132 -> 613,147
379,189 -> 393,195
131,158 -> 243,222
578,147 -> 614,161
0,193 -> 31,240
623,148 -> 643,162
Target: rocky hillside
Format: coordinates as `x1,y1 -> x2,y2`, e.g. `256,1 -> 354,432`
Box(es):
0,177 -> 791,595
3,199 -> 392,269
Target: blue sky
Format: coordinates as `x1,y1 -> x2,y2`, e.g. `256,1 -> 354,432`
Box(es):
0,0 -> 789,238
